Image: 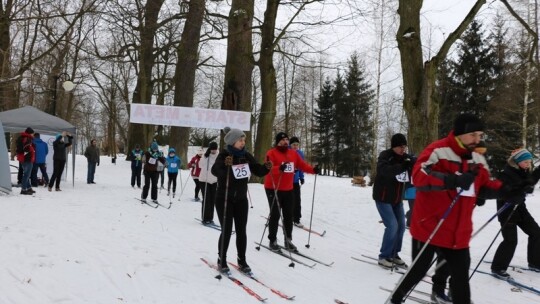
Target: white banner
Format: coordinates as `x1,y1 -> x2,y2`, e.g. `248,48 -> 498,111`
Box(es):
129,104 -> 251,131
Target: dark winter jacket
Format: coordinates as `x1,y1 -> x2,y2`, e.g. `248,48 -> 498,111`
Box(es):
143,149 -> 165,173
496,161 -> 540,224
131,148 -> 144,169
16,132 -> 35,163
84,144 -> 100,164
212,148 -> 270,202
33,137 -> 49,164
52,135 -> 72,161
372,149 -> 413,204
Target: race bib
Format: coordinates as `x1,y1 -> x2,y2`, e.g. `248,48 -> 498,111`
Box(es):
232,164 -> 251,179
459,182 -> 476,197
148,158 -> 157,165
170,163 -> 177,168
396,171 -> 409,183
282,162 -> 295,173
136,155 -> 141,160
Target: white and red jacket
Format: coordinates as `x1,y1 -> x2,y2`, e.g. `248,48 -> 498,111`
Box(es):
410,131 -> 502,249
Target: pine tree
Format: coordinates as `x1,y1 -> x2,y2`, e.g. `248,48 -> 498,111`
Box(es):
332,72 -> 348,176
313,78 -> 335,174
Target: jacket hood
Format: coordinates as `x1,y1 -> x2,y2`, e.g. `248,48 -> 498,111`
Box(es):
169,148 -> 176,153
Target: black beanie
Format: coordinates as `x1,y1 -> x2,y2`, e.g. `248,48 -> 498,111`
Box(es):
275,132 -> 289,146
209,142 -> 218,150
391,133 -> 407,148
25,127 -> 34,134
453,113 -> 484,136
289,137 -> 300,145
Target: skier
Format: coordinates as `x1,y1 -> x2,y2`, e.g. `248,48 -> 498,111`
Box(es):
372,133 -> 412,269
491,148 -> 540,279
188,149 -> 203,201
141,142 -> 166,204
130,144 -> 144,188
388,113 -> 517,304
289,136 -> 306,228
211,127 -> 271,273
199,142 -> 218,224
166,147 -> 181,197
264,132 -> 319,252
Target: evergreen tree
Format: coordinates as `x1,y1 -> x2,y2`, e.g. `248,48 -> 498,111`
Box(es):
332,72 -> 348,176
313,78 -> 335,174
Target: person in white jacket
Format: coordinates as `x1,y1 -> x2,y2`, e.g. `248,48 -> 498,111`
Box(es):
199,142 -> 219,224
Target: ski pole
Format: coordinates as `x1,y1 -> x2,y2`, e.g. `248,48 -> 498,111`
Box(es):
255,169 -> 283,251
305,174 -> 318,249
178,171 -> 192,201
269,171 -> 295,268
247,187 -> 254,209
216,164 -> 231,280
201,157 -> 210,220
385,189 -> 463,304
469,202 -> 520,280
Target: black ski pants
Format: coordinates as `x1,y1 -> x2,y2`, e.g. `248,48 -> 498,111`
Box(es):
215,190 -> 248,262
201,182 -> 217,221
492,208 -> 540,270
48,160 -> 66,189
167,172 -> 178,193
391,239 -> 471,304
265,189 -> 294,242
142,171 -> 159,200
131,164 -> 142,187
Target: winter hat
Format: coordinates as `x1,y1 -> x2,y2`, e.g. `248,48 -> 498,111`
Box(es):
289,137 -> 300,145
151,142 -> 159,151
135,144 -> 140,149
34,133 -> 40,139
209,142 -> 218,150
453,113 -> 484,136
56,134 -> 63,140
168,147 -> 176,154
391,133 -> 407,148
25,127 -> 34,134
511,148 -> 533,164
223,127 -> 246,146
275,132 -> 289,146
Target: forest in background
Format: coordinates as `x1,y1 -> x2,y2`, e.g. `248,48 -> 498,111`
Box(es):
1,0 -> 539,177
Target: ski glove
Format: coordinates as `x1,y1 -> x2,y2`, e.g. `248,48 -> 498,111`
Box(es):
444,171 -> 475,190
402,158 -> 413,171
264,161 -> 272,170
300,178 -> 305,185
224,156 -> 233,166
313,165 -> 321,175
279,163 -> 288,172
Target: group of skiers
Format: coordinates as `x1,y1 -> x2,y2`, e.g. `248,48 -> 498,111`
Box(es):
373,113 -> 540,304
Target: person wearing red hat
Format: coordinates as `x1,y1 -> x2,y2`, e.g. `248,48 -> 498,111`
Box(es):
264,131 -> 320,252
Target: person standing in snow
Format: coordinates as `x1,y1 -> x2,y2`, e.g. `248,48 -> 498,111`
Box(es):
289,136 -> 306,228
372,133 -> 412,269
16,127 -> 36,195
166,147 -> 181,197
188,149 -> 203,201
30,133 -> 49,188
389,114 -> 514,304
211,127 -> 271,273
48,131 -> 73,192
141,142 -> 166,203
84,139 -> 100,184
264,132 -> 319,252
491,148 -> 540,278
130,144 -> 144,188
199,142 -> 218,224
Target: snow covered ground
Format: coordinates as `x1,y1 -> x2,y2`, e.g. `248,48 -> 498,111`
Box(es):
3,152 -> 540,304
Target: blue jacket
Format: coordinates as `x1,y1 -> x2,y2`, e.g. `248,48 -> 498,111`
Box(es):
33,138 -> 49,164
166,148 -> 181,173
293,149 -> 305,184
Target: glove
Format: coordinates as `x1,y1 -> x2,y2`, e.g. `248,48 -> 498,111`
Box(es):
475,198 -> 486,206
402,158 -> 413,171
313,165 -> 320,175
224,156 -> 233,166
300,178 -> 305,185
444,171 -> 475,190
279,163 -> 288,172
97,163 -> 100,166
264,161 -> 272,170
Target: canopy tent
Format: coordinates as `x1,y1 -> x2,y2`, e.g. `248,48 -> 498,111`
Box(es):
0,106 -> 77,193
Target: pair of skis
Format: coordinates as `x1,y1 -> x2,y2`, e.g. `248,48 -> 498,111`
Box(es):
201,257 -> 294,302
134,198 -> 171,209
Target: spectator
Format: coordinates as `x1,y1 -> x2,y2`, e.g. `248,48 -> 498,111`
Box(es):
188,149 -> 203,201
30,133 -> 49,188
16,127 -> 35,195
84,139 -> 100,184
48,131 -> 73,191
200,142 -> 219,224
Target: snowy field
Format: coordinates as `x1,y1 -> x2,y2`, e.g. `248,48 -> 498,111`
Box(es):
3,152 -> 540,304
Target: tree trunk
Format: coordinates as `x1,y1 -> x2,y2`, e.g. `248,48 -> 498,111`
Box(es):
253,0 -> 279,163
169,0 -> 206,166
127,0 -> 165,157
0,0 -> 17,111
